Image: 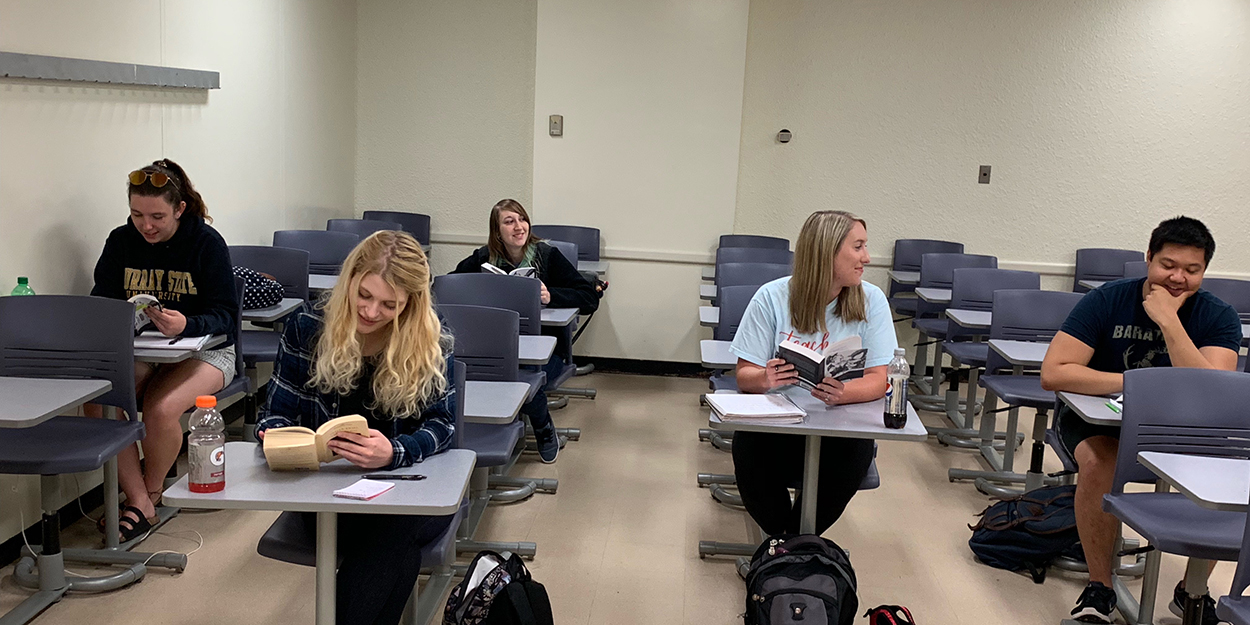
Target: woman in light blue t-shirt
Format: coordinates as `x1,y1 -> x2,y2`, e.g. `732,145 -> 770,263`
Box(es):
728,210 -> 898,536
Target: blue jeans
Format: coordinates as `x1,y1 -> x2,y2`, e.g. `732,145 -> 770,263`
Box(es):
521,355 -> 566,433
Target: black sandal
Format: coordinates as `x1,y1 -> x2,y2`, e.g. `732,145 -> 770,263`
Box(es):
117,505 -> 156,543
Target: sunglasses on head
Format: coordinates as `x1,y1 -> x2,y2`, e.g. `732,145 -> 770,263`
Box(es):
128,170 -> 178,189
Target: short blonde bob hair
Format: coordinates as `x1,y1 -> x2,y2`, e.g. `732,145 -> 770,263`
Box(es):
788,210 -> 868,334
310,231 -> 447,418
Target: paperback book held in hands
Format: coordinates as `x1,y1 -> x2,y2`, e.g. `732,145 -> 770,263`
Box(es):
481,264 -> 536,278
775,335 -> 868,390
262,415 -> 371,471
129,293 -> 162,335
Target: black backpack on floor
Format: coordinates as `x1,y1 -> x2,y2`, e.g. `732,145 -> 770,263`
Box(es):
743,534 -> 858,625
968,484 -> 1080,583
444,551 -> 554,625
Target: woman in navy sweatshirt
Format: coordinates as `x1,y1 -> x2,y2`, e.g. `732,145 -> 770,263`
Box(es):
91,159 -> 238,541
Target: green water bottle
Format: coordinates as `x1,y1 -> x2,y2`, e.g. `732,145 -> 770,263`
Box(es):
11,277 -> 35,296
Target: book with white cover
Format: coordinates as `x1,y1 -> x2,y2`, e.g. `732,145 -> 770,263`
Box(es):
776,335 -> 868,390
481,264 -> 536,278
706,392 -> 807,424
133,331 -> 212,351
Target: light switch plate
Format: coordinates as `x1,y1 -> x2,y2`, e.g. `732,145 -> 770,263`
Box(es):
549,115 -> 563,137
979,165 -> 991,184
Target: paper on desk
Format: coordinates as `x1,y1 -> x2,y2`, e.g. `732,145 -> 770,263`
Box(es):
134,331 -> 211,351
333,478 -> 395,500
706,393 -> 806,424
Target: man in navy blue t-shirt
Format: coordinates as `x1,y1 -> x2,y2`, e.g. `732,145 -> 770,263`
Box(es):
1041,216 -> 1242,624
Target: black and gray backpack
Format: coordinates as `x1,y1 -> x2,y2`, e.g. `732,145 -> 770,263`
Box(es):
743,534 -> 858,625
444,550 -> 553,625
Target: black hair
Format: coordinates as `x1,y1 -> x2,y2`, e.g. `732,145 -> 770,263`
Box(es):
1148,216 -> 1215,265
127,159 -> 211,224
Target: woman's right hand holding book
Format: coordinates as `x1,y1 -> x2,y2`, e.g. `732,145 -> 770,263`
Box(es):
764,358 -> 799,389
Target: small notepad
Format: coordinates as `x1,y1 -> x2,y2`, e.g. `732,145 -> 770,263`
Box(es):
333,479 -> 395,500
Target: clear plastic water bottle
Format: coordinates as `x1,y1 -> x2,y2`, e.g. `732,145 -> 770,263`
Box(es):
884,348 -> 909,429
11,277 -> 35,296
188,395 -> 226,493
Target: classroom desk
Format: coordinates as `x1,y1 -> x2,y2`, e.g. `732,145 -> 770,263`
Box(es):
707,388 -> 925,534
700,340 -> 736,370
308,274 -> 338,292
1057,390 -> 1121,426
1138,452 -> 1249,513
915,287 -> 952,304
518,335 -> 556,366
700,284 -> 717,301
242,298 -> 304,323
164,442 -> 475,625
887,270 -> 920,286
945,308 -> 991,332
134,334 -> 227,364
1079,279 -> 1106,290
974,340 -> 1053,491
540,307 -> 578,328
702,266 -> 715,282
463,381 -> 530,425
1243,324 -> 1249,346
0,377 -> 111,428
578,260 -> 608,276
699,306 -> 719,328
988,339 -> 1049,367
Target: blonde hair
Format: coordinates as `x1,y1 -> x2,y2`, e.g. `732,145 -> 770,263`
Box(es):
789,210 -> 868,334
311,231 -> 448,418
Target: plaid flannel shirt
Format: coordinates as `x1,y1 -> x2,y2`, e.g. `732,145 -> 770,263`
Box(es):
257,306 -> 456,470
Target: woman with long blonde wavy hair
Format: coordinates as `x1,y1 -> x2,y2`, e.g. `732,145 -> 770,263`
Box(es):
727,210 -> 899,537
257,230 -> 457,625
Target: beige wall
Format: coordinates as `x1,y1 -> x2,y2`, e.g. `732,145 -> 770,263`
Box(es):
0,0 -> 356,543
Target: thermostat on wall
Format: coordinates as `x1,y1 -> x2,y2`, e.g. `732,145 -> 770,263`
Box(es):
549,115 -> 563,137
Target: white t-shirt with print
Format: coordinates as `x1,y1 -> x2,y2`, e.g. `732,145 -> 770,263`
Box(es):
729,277 -> 899,370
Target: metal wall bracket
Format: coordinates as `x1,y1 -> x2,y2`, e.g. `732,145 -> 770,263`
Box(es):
0,51 -> 219,89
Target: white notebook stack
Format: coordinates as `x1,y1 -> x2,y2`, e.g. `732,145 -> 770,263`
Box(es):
705,393 -> 807,424
134,331 -> 212,351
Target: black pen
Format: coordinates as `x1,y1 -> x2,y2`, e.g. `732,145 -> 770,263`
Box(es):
362,474 -> 425,481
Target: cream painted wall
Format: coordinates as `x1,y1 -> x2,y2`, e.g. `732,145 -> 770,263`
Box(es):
735,0 -> 1250,279
0,0 -> 356,544
355,0 -> 537,234
532,0 -> 751,361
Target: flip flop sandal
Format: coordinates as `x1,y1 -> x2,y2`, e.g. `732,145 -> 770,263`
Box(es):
117,505 -> 157,543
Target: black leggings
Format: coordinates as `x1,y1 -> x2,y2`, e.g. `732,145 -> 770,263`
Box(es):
732,432 -> 874,537
298,512 -> 452,625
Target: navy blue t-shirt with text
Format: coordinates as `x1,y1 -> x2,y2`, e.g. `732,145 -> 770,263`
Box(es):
1060,277 -> 1242,373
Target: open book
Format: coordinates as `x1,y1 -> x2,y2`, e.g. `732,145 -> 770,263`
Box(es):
129,294 -> 162,335
481,264 -> 536,278
262,415 -> 371,471
706,392 -> 806,424
776,335 -> 868,390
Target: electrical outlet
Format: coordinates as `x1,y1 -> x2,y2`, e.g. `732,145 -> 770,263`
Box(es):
549,115 -> 563,137
979,165 -> 991,184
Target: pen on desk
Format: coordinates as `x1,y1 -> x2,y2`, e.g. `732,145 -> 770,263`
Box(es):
168,337 -> 182,345
362,474 -> 425,481
1105,401 -> 1121,414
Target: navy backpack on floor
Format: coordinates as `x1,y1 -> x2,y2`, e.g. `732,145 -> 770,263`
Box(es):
968,484 -> 1080,583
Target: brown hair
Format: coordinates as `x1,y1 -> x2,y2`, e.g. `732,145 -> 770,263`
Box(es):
487,199 -> 540,263
789,210 -> 868,334
127,159 -> 211,223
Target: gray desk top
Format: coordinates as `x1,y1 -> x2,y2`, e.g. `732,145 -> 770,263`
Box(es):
164,442 -> 474,515
0,377 -> 112,429
700,339 -> 736,370
308,274 -> 339,292
540,307 -> 578,327
578,260 -> 608,276
915,287 -> 951,304
700,306 -> 719,328
700,284 -> 717,301
1057,391 -> 1121,426
1078,279 -> 1106,290
1138,451 -> 1249,512
988,339 -> 1049,367
242,298 -> 304,323
135,334 -> 227,364
888,270 -> 920,286
518,335 -> 556,366
708,387 -> 927,441
1242,324 -> 1249,340
702,266 -> 715,281
946,308 -> 991,331
463,381 -> 530,425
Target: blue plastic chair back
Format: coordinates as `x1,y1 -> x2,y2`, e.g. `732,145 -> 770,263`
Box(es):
890,239 -> 964,297
716,247 -> 794,267
438,304 -> 520,383
714,285 -> 761,342
1123,260 -> 1148,279
947,269 -> 1040,339
432,274 -> 542,335
229,245 -> 310,302
0,295 -> 138,420
273,230 -> 360,275
531,225 -> 600,261
545,240 -> 579,267
1116,368 -> 1250,491
1200,278 -> 1250,323
326,219 -> 403,240
916,253 -> 997,318
984,290 -> 1083,374
362,211 -> 431,246
1074,248 -> 1143,292
715,262 -> 791,295
719,234 -> 789,251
